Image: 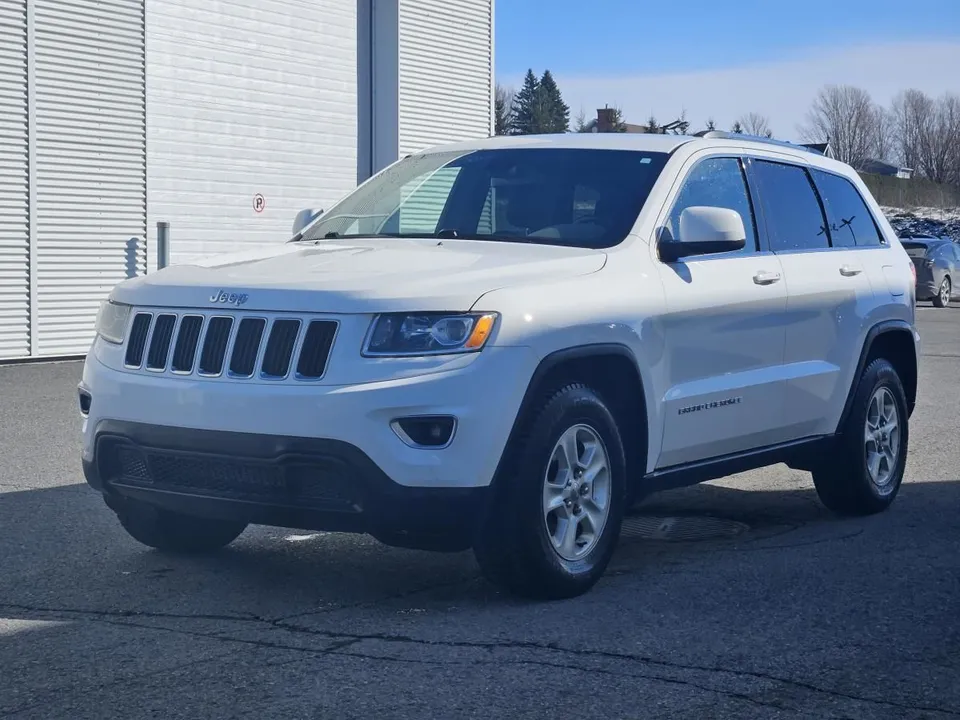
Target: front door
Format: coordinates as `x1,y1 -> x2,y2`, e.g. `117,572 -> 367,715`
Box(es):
653,154 -> 789,469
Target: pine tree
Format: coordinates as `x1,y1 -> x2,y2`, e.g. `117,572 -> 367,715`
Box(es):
731,121 -> 744,134
511,69 -> 542,135
538,70 -> 570,133
706,118 -> 716,131
644,115 -> 660,134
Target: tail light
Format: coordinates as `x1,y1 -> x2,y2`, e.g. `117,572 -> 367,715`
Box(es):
909,262 -> 916,284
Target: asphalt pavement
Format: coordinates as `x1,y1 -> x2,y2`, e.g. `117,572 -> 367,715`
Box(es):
1,305 -> 958,719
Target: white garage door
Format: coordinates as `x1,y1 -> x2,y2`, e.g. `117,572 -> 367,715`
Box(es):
0,0 -> 30,359
33,0 -> 147,357
146,0 -> 358,265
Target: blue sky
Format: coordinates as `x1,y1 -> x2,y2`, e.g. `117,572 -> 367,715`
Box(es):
495,0 -> 960,136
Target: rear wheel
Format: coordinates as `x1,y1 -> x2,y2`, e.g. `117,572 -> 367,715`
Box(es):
933,276 -> 951,308
812,358 -> 908,516
114,498 -> 247,554
473,383 -> 627,600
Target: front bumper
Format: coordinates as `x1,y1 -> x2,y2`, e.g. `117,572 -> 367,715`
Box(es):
82,420 -> 487,550
79,342 -> 538,548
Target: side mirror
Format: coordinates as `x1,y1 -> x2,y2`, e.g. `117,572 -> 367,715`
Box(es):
659,206 -> 746,262
292,208 -> 322,236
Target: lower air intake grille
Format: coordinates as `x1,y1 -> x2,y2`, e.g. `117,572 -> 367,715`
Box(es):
110,444 -> 358,510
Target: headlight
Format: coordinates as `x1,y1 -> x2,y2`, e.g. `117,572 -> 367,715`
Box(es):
362,312 -> 498,357
95,300 -> 132,344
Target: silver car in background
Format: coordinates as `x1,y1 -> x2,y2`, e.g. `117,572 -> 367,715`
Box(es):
901,233 -> 959,308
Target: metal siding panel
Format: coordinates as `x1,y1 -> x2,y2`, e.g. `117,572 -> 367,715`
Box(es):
33,0 -> 147,356
398,0 -> 493,157
0,0 -> 30,359
145,0 -> 357,264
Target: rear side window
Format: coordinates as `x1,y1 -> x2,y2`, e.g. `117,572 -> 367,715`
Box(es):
810,169 -> 884,247
752,160 -> 829,252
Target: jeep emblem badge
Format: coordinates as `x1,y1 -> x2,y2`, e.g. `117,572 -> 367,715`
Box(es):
209,290 -> 249,306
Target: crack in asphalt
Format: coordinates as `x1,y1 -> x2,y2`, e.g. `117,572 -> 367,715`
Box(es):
3,602 -> 958,717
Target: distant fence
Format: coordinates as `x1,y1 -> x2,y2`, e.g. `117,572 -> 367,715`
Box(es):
859,172 -> 960,210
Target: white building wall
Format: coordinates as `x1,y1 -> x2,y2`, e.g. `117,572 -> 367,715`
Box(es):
33,0 -> 147,356
0,0 -> 30,359
145,0 -> 358,266
397,0 -> 493,157
0,0 -> 494,359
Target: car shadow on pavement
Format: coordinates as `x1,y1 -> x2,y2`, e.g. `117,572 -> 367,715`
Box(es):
2,475 -> 958,619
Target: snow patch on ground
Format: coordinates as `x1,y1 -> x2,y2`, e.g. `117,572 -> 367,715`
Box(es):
881,206 -> 960,241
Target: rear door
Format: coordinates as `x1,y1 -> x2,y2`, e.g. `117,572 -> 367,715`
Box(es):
748,159 -> 876,439
653,153 -> 789,468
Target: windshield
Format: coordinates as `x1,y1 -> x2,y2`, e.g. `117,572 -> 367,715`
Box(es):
299,147 -> 670,249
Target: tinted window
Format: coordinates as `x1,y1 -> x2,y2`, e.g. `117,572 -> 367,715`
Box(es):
664,157 -> 757,255
752,160 -> 829,252
300,148 -> 670,249
810,169 -> 884,247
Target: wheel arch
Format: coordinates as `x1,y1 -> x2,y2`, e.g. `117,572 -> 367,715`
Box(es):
490,343 -> 654,491
837,320 -> 918,429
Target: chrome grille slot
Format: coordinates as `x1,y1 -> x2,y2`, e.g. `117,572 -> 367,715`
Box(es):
124,313 -> 152,367
296,321 -> 337,379
261,319 -> 301,378
199,316 -> 233,376
146,314 -> 176,370
229,318 -> 266,377
171,315 -> 203,373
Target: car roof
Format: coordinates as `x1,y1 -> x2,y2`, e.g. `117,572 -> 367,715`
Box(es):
412,131 -> 851,172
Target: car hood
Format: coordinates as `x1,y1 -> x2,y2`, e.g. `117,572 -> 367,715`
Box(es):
112,237 -> 608,313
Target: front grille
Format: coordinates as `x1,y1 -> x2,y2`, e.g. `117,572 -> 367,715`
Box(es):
122,310 -> 337,381
110,443 -> 358,510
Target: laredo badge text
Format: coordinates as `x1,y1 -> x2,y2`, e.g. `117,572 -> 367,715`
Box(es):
678,396 -> 743,415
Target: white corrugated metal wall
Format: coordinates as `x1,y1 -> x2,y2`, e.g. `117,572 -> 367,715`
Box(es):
145,0 -> 358,266
0,0 -> 494,359
33,0 -> 147,356
397,0 -> 493,157
0,0 -> 30,359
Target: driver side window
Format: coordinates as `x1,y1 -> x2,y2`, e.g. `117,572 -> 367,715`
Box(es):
665,157 -> 758,256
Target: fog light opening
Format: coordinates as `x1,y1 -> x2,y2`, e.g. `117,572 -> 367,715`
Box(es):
78,388 -> 92,417
391,416 -> 457,449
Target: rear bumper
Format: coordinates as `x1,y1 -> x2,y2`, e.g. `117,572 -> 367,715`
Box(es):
83,420 -> 488,551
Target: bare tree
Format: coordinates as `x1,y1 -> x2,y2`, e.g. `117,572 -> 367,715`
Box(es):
923,93 -> 960,185
890,89 -> 934,173
801,85 -> 876,167
738,112 -> 773,138
494,83 -> 515,136
871,105 -> 895,163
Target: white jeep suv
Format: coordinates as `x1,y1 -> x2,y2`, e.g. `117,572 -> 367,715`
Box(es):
79,131 -> 919,599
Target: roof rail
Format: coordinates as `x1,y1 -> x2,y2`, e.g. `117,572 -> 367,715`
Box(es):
692,130 -> 821,154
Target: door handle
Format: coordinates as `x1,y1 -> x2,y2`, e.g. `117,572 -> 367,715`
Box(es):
839,264 -> 862,277
753,270 -> 781,285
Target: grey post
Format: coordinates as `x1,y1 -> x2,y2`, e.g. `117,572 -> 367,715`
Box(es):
157,221 -> 170,270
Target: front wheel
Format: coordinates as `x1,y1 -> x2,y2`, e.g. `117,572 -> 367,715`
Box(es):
812,358 -> 909,516
114,498 -> 247,554
473,383 -> 627,600
933,276 -> 951,308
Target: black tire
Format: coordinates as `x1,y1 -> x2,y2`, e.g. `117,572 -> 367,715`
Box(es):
473,383 -> 627,600
115,498 -> 247,554
812,358 -> 909,516
933,276 -> 951,308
